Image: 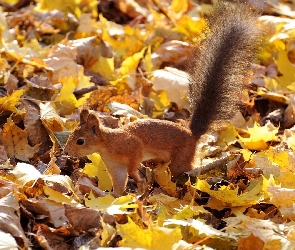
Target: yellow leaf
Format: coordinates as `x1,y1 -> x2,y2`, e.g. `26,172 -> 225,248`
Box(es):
256,89 -> 289,104
117,217 -> 182,249
109,76 -> 130,94
164,218 -> 227,239
142,45 -> 153,73
35,0 -> 76,13
43,186 -> 74,205
99,15 -> 146,60
85,192 -> 136,214
84,153 -> 112,191
171,0 -> 188,19
149,91 -> 170,118
0,89 -> 25,114
0,118 -> 39,161
35,0 -> 98,16
119,47 -> 147,76
196,178 -> 264,207
275,50 -> 295,88
264,149 -> 295,188
77,74 -> 93,89
101,219 -> 116,247
173,17 -> 206,40
239,122 -> 279,151
153,163 -> 179,196
149,193 -> 189,215
173,205 -> 209,220
23,38 -> 50,59
264,76 -> 285,91
54,77 -> 77,115
216,123 -> 239,147
91,55 -> 115,79
286,132 -> 295,150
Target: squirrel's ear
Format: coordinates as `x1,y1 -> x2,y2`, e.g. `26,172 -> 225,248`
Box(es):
87,114 -> 99,136
80,109 -> 89,123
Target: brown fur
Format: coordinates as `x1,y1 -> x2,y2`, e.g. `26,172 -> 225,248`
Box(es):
64,110 -> 197,196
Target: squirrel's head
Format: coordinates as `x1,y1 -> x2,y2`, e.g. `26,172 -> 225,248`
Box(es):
64,109 -> 102,157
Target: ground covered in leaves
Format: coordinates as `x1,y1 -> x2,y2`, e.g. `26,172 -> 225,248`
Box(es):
1,0 -> 295,249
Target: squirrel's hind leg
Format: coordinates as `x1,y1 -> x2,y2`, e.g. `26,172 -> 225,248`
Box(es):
169,147 -> 195,177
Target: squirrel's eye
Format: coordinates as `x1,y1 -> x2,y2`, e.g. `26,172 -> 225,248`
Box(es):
77,138 -> 84,145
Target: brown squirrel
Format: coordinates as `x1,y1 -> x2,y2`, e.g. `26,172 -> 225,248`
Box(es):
64,2 -> 263,197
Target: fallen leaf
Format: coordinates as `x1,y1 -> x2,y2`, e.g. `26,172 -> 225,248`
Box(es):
0,118 -> 39,161
0,89 -> 25,114
117,217 -> 182,249
83,153 -> 112,192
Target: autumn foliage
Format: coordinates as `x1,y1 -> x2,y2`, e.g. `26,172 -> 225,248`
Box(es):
0,0 -> 295,249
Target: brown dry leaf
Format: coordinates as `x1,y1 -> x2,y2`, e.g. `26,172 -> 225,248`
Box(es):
0,145 -> 8,164
0,117 -> 39,162
25,75 -> 58,101
238,233 -> 265,250
71,36 -> 102,69
40,102 -> 66,132
33,224 -> 71,250
23,100 -> 52,156
82,87 -> 114,112
115,0 -> 149,19
45,39 -> 83,84
0,179 -> 17,198
64,204 -> 102,231
76,175 -> 106,198
109,90 -> 140,111
22,198 -> 68,228
151,40 -> 191,69
5,74 -> 18,95
0,193 -> 29,249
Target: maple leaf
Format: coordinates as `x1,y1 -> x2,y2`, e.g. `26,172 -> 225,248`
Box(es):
0,89 -> 25,114
196,178 -> 265,207
0,118 -> 39,161
45,42 -> 83,84
85,193 -> 137,215
117,217 -> 182,249
225,215 -> 295,249
239,122 -> 279,151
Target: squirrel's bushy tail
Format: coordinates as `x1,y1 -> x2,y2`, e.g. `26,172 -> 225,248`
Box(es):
188,2 -> 263,139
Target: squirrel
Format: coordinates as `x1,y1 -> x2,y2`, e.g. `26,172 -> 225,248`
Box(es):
64,2 -> 263,197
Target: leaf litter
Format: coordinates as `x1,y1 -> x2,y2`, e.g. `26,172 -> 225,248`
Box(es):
0,0 -> 295,249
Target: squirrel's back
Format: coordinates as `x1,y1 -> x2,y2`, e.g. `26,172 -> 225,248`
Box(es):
188,2 -> 263,139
